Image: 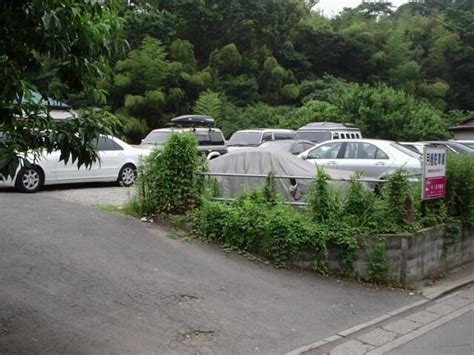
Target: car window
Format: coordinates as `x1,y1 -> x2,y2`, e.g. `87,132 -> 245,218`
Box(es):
262,132 -> 273,142
294,131 -> 331,143
391,143 -> 421,158
228,132 -> 262,146
209,131 -> 225,145
97,137 -> 123,151
343,142 -> 388,159
195,132 -> 211,145
375,148 -> 389,159
142,131 -> 172,145
274,132 -> 293,140
307,142 -> 343,159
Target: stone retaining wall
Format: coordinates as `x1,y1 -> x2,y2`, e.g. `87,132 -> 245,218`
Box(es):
292,224 -> 474,286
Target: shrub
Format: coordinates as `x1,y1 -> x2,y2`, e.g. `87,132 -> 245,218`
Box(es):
307,168 -> 340,223
365,239 -> 388,283
135,133 -> 207,215
445,153 -> 474,224
263,204 -> 309,266
192,157 -> 473,278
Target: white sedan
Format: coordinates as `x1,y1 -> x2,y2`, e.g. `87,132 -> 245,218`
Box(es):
0,135 -> 147,193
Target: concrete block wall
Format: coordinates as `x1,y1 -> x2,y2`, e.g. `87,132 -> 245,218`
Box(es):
291,224 -> 474,286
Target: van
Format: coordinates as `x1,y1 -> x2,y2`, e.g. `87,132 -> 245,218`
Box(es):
140,115 -> 227,160
294,122 -> 362,144
227,128 -> 294,151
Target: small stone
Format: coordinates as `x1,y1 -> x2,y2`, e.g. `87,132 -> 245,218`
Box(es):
409,292 -> 414,296
140,217 -> 148,222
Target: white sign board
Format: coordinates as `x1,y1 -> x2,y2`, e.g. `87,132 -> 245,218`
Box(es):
422,146 -> 447,200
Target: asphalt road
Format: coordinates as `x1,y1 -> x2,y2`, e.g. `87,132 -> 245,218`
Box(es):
387,310 -> 474,355
0,192 -> 420,354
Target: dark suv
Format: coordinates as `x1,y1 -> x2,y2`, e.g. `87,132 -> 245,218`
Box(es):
140,115 -> 227,159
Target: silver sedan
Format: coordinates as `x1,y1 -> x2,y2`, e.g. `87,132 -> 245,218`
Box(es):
298,139 -> 421,180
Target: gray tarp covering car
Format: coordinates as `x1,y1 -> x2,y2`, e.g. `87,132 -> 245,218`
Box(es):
208,148 -> 354,202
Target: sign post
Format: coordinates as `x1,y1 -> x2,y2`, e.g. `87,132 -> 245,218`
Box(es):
421,145 -> 447,200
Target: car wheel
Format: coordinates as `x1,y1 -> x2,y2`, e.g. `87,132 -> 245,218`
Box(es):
15,166 -> 44,193
118,164 -> 136,187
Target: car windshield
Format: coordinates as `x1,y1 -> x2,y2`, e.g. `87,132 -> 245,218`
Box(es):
141,131 -> 172,145
259,140 -> 292,148
447,143 -> 474,154
228,132 -> 262,146
294,131 -> 331,143
391,143 -> 421,158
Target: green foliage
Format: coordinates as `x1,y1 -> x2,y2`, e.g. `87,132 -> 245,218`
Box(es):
445,153 -> 474,224
110,0 -> 473,143
119,115 -> 149,144
194,159 -> 474,280
307,169 -> 340,223
334,83 -> 448,141
193,90 -> 223,122
211,44 -> 242,76
263,172 -> 279,206
384,170 -> 412,226
0,0 -> 124,178
134,133 -> 206,215
365,239 -> 388,283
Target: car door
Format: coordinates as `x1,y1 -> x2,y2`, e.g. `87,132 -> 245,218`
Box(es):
92,136 -> 126,180
54,149 -> 95,182
338,142 -> 392,178
305,141 -> 344,169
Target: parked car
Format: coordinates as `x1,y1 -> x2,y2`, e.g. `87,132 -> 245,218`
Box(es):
294,122 -> 362,144
400,141 -> 474,155
299,139 -> 421,180
227,128 -> 294,151
140,115 -> 227,160
0,135 -> 146,193
258,139 -> 315,155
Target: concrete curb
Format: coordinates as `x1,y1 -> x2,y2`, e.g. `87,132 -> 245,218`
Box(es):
286,273 -> 473,355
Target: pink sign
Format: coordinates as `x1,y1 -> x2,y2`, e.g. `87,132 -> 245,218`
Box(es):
423,176 -> 446,199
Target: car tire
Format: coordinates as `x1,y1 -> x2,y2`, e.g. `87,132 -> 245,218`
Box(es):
118,164 -> 136,187
15,166 -> 44,193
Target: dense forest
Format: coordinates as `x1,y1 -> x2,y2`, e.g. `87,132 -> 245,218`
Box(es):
51,0 -> 474,142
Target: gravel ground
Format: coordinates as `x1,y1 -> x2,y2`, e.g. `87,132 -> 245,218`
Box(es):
0,183 -> 134,207
41,184 -> 135,206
